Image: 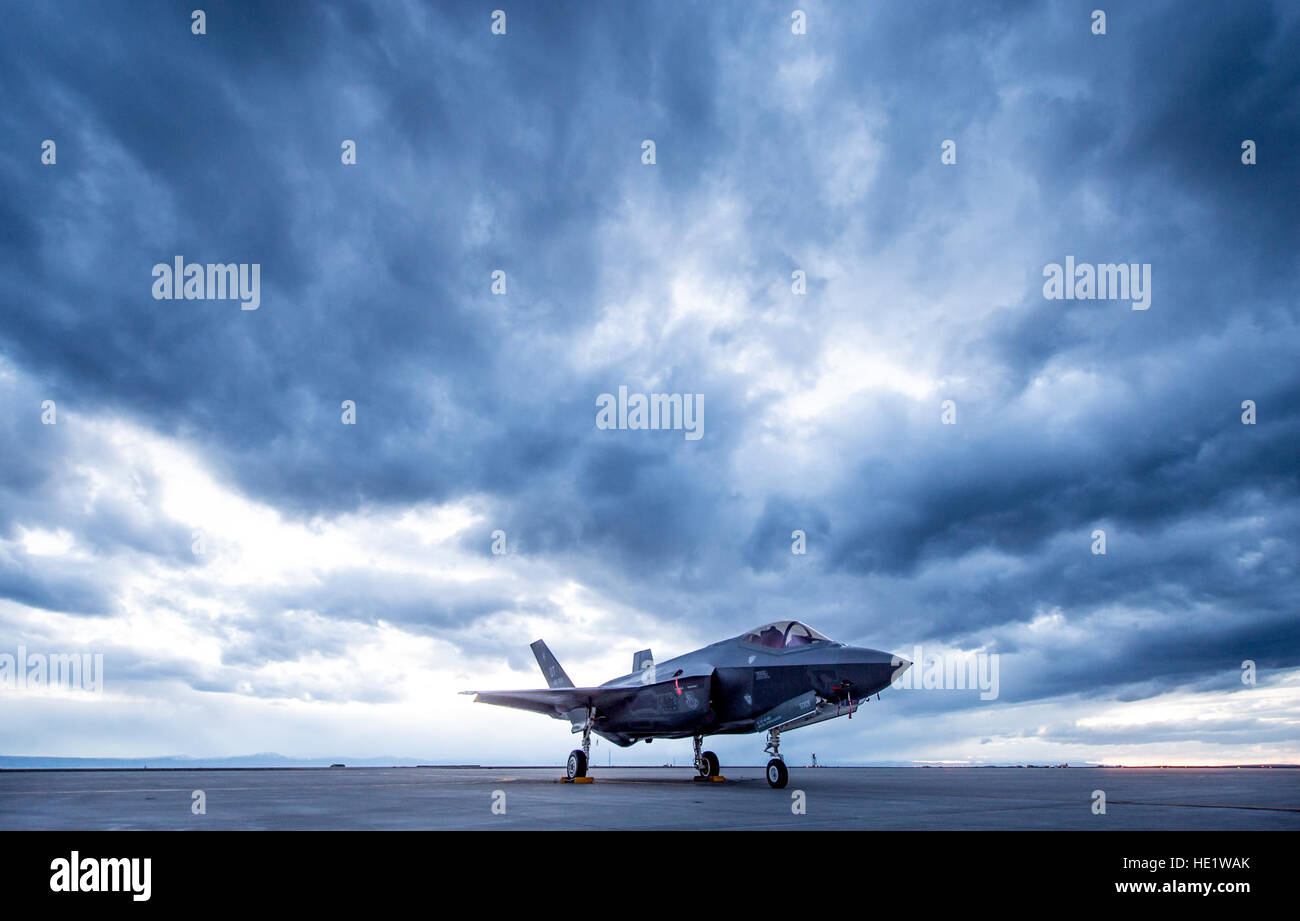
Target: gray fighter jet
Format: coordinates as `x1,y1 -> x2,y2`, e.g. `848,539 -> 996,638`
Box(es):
464,620 -> 911,788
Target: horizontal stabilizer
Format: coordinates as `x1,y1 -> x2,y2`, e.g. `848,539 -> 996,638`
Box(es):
467,685 -> 640,721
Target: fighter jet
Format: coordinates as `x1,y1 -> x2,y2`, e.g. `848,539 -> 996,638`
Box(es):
463,620 -> 911,788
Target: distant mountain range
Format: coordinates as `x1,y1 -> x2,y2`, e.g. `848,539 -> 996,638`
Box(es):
2,753 -> 1294,770
0,753 -> 441,769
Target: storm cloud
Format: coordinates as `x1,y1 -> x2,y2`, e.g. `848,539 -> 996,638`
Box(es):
0,0 -> 1297,765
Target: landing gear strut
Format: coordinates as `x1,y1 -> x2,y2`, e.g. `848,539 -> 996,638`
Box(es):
567,706 -> 595,779
692,735 -> 720,778
764,727 -> 788,788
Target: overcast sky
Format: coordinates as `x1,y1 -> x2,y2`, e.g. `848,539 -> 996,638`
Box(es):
1,1 -> 1297,766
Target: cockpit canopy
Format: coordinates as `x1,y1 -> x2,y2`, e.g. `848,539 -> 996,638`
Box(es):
740,620 -> 832,650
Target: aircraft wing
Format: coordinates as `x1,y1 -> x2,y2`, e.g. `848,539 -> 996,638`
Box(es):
463,685 -> 642,720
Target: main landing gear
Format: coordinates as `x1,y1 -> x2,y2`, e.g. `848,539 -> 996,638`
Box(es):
764,727 -> 788,788
693,735 -> 720,778
567,706 -> 594,780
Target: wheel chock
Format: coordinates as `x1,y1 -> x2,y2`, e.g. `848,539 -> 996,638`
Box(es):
561,776 -> 595,783
693,775 -> 726,783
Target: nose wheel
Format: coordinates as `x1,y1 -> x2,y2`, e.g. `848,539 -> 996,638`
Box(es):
567,749 -> 587,779
764,727 -> 788,788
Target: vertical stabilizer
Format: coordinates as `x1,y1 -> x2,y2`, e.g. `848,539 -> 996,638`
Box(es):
530,639 -> 574,689
632,648 -> 654,676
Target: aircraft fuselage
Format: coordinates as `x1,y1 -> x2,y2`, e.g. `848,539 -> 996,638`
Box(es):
592,640 -> 903,744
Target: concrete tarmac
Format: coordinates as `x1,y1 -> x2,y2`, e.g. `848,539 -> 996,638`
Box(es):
1,766 -> 1297,830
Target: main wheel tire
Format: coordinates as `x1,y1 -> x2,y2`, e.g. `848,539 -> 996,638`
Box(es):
766,758 -> 788,789
700,750 -> 720,777
567,749 -> 587,779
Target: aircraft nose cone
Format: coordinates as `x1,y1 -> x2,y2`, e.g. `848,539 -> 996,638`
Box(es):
854,647 -> 907,667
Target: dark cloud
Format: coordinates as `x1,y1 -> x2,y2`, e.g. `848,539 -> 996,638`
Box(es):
1,0 -> 1297,760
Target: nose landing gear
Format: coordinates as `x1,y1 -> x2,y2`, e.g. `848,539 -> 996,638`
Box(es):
764,727 -> 788,788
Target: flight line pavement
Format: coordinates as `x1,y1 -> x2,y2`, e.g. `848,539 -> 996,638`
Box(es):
1,766 -> 1297,831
